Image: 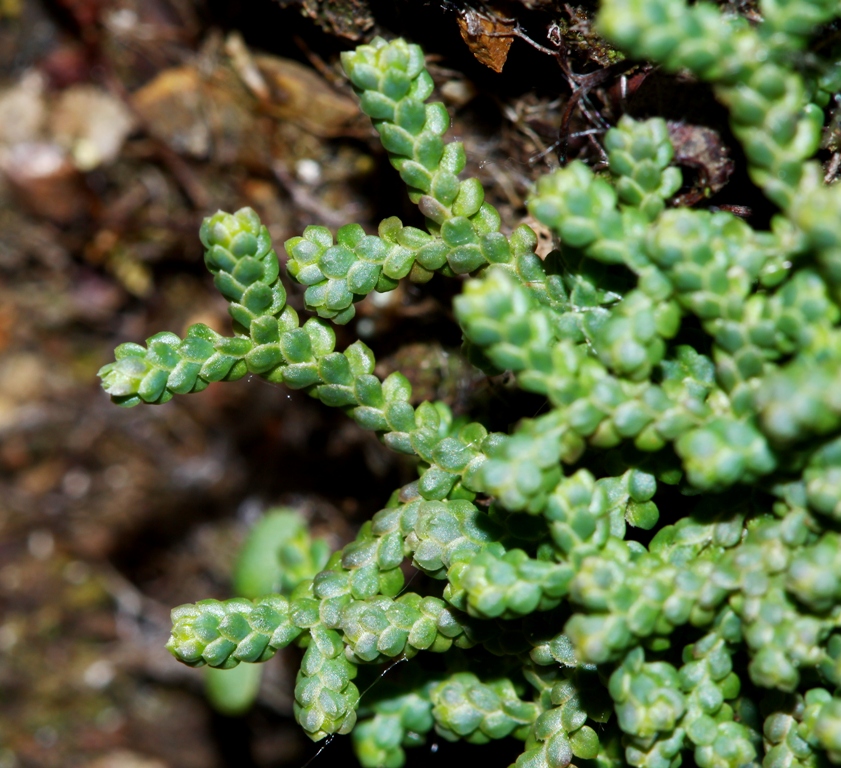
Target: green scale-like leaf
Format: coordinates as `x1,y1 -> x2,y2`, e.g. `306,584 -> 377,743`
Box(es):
94,10 -> 841,768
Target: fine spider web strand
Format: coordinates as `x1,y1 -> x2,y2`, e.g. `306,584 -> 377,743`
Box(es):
247,373 -> 288,392
298,500 -> 430,768
299,733 -> 337,768
395,566 -> 421,599
356,655 -> 410,703
298,655 -> 410,768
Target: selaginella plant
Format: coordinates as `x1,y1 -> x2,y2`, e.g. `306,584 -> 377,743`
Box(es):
98,0 -> 841,765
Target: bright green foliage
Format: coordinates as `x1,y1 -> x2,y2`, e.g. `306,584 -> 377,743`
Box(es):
234,509 -> 330,599
515,665 -> 604,768
353,682 -> 434,768
284,37 -> 541,323
609,648 -> 687,768
206,509 -> 327,715
604,116 -> 682,222
761,689 -> 832,768
100,6 -> 841,768
167,595 -> 304,668
430,671 -> 539,743
678,614 -> 759,768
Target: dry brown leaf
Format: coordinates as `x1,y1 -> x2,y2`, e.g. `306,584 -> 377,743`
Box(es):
132,67 -> 214,158
667,121 -> 734,205
131,64 -> 274,169
254,54 -> 359,138
457,10 -> 515,73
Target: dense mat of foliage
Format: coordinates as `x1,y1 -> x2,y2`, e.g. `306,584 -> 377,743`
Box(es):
100,2 -> 841,766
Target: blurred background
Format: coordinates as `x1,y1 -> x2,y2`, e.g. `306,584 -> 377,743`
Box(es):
0,1 -> 749,765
